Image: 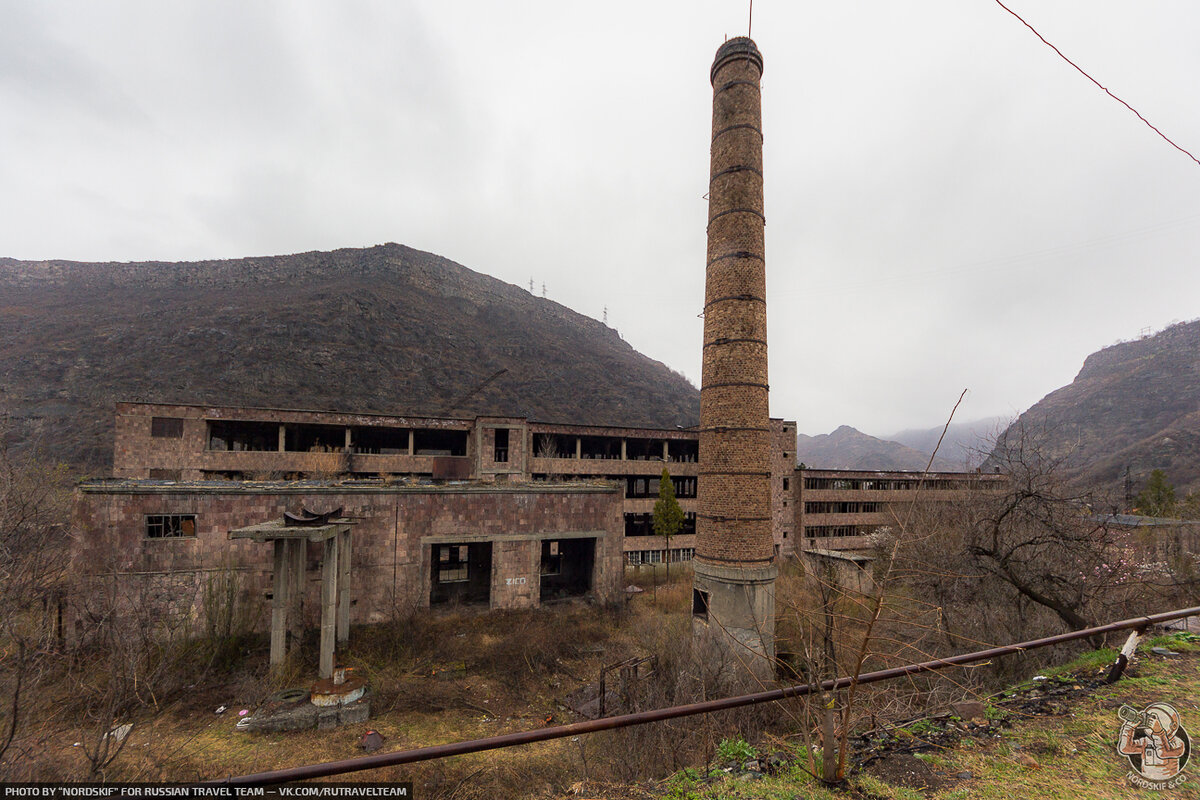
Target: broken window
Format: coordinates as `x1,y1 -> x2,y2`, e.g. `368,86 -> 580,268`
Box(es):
438,545 -> 470,582
493,428 -> 509,463
669,439 -> 699,463
351,426 -> 409,455
150,417 -> 184,438
533,434 -> 569,459
578,435 -> 620,460
208,420 -> 278,452
539,538 -> 594,602
414,429 -> 468,456
540,540 -> 561,575
285,424 -> 345,453
430,542 -> 491,605
146,514 -> 196,538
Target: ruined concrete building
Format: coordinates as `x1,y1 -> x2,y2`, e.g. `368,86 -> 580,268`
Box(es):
107,401 -> 798,561
796,468 -> 1007,550
692,36 -> 777,669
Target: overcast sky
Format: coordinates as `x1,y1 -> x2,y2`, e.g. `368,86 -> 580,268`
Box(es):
2,1 -> 1198,437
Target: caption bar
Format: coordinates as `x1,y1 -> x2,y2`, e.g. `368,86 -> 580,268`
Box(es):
1,786 -> 412,799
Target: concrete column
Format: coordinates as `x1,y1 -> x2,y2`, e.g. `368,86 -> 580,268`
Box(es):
407,430 -> 414,456
663,440 -> 670,461
278,424 -> 286,452
336,530 -> 351,644
575,438 -> 582,460
269,540 -> 290,669
344,427 -> 352,450
320,536 -> 338,679
620,439 -> 627,460
289,538 -> 305,653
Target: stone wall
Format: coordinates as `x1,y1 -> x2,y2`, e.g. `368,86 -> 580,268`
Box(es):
70,481 -> 623,638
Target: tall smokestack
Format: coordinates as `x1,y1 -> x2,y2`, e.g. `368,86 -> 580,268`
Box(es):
692,36 -> 776,674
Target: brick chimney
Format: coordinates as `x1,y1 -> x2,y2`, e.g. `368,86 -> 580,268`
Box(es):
692,36 -> 776,674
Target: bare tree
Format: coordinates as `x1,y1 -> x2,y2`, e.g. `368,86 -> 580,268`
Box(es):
0,436 -> 71,776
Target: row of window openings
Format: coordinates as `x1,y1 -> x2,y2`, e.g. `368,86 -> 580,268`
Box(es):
803,477 -> 979,491
533,434 -> 698,463
624,512 -> 697,537
804,501 -> 885,514
805,525 -> 881,538
625,548 -> 695,565
204,421 -> 470,457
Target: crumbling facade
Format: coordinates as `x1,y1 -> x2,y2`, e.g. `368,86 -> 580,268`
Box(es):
112,401 -> 798,563
72,478 -> 624,636
692,36 -> 777,669
796,468 -> 1008,550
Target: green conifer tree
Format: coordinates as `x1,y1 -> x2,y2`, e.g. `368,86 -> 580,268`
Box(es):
1135,469 -> 1177,517
652,467 -> 685,579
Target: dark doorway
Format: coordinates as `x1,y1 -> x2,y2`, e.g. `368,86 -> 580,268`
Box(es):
430,542 -> 492,606
539,538 -> 595,602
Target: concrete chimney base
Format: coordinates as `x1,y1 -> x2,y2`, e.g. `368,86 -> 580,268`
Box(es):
692,560 -> 777,679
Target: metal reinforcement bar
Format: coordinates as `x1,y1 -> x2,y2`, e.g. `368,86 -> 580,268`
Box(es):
212,605 -> 1200,786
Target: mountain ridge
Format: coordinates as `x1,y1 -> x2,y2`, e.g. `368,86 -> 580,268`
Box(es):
990,319 -> 1200,493
0,243 -> 700,469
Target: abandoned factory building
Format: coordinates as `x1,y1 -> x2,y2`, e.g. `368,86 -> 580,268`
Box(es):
795,468 -> 1008,551
71,403 -> 1004,632
108,401 -> 800,563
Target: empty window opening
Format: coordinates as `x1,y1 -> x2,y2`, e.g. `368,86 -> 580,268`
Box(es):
351,426 -> 410,455
493,428 -> 509,463
669,439 -> 699,463
414,429 -> 468,457
539,538 -> 594,602
782,477 -> 790,492
623,475 -> 696,499
692,588 -> 710,620
150,417 -> 184,438
625,438 -> 664,461
430,542 -> 492,606
579,435 -> 620,460
533,433 -> 569,459
146,514 -> 196,538
208,420 -> 278,452
286,424 -> 345,453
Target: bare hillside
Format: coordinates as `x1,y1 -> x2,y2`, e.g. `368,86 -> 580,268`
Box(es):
0,243 -> 700,469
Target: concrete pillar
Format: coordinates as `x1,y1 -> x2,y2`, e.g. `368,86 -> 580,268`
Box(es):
575,437 -> 582,460
662,440 -> 670,461
320,536 -> 338,679
269,540 -> 291,669
278,424 -> 286,452
344,427 -> 352,450
407,430 -> 414,456
336,530 -> 351,644
289,538 -> 305,653
620,439 -> 627,460
694,36 -> 776,676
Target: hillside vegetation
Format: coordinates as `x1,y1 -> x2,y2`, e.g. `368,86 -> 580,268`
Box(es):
0,243 -> 700,469
990,319 -> 1200,494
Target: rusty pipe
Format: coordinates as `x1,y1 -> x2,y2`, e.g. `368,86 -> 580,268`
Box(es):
210,604 -> 1200,785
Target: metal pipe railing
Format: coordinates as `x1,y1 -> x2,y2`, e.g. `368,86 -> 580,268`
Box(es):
211,604 -> 1199,786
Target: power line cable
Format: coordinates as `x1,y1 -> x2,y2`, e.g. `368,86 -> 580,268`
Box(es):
994,0 -> 1200,167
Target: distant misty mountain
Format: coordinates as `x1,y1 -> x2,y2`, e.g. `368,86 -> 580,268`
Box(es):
886,417 -> 1009,471
795,425 -> 959,472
